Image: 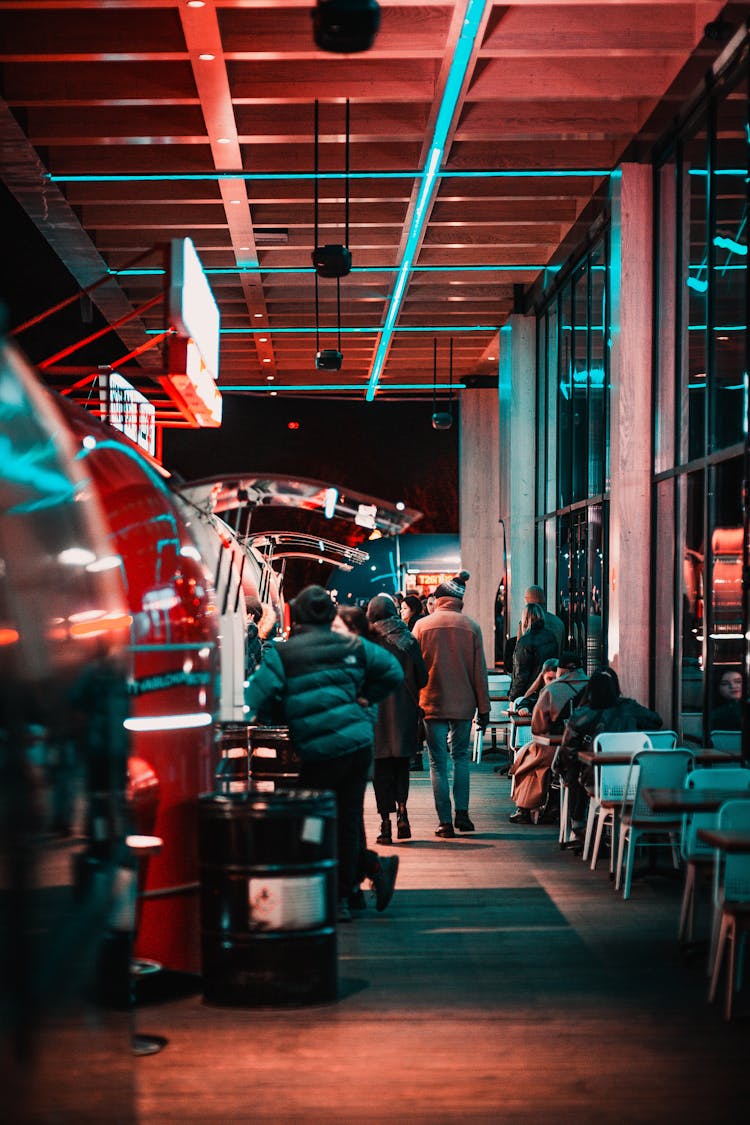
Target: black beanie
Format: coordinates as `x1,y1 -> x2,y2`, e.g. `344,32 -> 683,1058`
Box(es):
435,570 -> 470,600
366,593 -> 399,623
290,585 -> 337,626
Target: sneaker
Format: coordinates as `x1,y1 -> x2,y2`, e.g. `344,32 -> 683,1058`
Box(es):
371,855 -> 399,912
376,817 -> 392,845
337,899 -> 353,923
435,822 -> 456,838
454,811 -> 475,832
508,809 -> 532,824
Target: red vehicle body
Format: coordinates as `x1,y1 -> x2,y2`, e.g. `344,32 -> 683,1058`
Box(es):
58,398 -> 221,973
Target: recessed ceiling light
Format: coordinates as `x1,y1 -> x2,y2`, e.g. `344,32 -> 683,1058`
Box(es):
239,245 -> 250,251
270,390 -> 277,396
254,313 -> 263,319
229,199 -> 241,205
217,137 -> 232,144
266,375 -> 275,381
263,358 -> 271,363
187,2 -> 205,8
488,355 -> 496,360
259,336 -> 268,342
199,53 -> 215,61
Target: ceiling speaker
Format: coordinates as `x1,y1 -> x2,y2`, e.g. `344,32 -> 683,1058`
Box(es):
312,244 -> 352,278
315,349 -> 343,371
312,0 -> 381,54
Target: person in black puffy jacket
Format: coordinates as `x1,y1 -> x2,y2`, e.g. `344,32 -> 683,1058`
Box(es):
245,585 -> 403,922
508,604 -> 558,702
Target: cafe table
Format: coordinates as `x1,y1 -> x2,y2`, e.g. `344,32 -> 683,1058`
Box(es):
642,787 -> 750,814
697,827 -> 750,853
577,748 -> 744,768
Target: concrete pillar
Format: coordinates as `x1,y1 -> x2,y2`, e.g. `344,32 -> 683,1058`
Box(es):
459,388 -> 503,666
498,315 -> 537,639
608,163 -> 653,701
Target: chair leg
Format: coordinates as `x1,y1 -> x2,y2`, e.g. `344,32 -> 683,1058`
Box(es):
558,786 -> 570,845
590,807 -> 608,871
709,914 -> 729,1004
678,864 -> 695,944
622,827 -> 638,900
582,800 -> 597,863
615,824 -> 627,892
724,918 -> 737,1021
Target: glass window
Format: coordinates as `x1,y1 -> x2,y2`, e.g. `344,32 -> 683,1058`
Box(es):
683,127 -> 709,463
571,263 -> 588,502
710,73 -> 747,452
546,302 -> 558,514
679,470 -> 705,743
707,458 -> 744,734
653,478 -> 676,722
589,243 -> 607,495
655,158 -> 678,473
558,284 -> 573,507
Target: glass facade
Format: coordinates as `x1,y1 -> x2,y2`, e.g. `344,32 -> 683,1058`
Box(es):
653,48 -> 749,745
535,237 -> 610,672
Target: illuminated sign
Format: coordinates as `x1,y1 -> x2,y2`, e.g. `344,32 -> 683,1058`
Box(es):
169,238 -> 221,381
98,370 -> 156,454
163,337 -> 223,428
355,503 -> 378,529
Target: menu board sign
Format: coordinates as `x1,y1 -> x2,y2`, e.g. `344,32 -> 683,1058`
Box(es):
98,370 -> 156,455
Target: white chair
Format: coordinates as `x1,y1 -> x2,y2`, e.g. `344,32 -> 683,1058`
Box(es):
615,749 -> 694,899
710,730 -> 742,753
585,732 -> 651,872
472,673 -> 511,762
644,730 -> 678,749
708,799 -> 750,1020
678,769 -> 750,944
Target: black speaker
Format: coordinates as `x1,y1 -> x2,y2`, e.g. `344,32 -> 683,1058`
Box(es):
316,349 -> 343,371
312,0 -> 381,54
431,412 -> 453,431
312,244 -> 352,278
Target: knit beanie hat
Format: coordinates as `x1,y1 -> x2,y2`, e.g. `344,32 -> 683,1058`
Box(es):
366,593 -> 399,623
290,585 -> 337,625
434,570 -> 470,600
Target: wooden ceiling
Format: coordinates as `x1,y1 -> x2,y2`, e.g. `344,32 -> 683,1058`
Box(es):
0,0 -> 732,399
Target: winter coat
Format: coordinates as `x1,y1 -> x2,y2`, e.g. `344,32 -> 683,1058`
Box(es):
369,615 -> 428,759
530,669 -> 589,738
509,623 -> 558,701
557,696 -> 662,782
244,625 -> 403,762
412,597 -> 490,721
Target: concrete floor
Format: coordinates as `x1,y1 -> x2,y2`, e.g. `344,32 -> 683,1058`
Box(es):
135,758 -> 747,1124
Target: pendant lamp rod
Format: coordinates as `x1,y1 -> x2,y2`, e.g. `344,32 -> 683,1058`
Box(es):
313,99 -> 319,251
345,98 -> 350,249
432,336 -> 437,415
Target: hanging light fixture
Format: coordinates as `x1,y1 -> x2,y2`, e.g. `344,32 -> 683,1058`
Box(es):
312,100 -> 351,371
431,337 -> 454,431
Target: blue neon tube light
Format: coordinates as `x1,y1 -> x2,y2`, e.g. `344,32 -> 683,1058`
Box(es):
146,325 -> 496,336
49,168 -> 610,185
110,263 -> 554,278
366,0 -> 488,401
223,383 -> 468,392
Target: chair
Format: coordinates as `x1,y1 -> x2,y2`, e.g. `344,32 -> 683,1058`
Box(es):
708,799 -> 750,1020
472,673 -> 511,762
644,730 -> 678,749
710,730 -> 742,753
585,732 -> 651,872
615,749 -> 694,899
678,769 -> 750,944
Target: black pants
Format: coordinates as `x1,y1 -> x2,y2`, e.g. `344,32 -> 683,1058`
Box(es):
373,757 -> 410,818
299,746 -> 371,903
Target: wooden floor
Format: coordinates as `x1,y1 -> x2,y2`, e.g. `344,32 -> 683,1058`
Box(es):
135,756 -> 747,1124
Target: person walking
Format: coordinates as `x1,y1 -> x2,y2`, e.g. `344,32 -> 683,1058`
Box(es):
517,584 -> 565,657
245,585 -> 403,922
509,603 -> 558,703
412,571 -> 490,838
400,593 -> 424,632
366,593 -> 428,844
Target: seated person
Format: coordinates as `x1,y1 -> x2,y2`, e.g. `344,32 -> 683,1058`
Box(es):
557,667 -> 662,838
710,667 -> 742,733
514,658 -> 559,715
508,652 -> 588,825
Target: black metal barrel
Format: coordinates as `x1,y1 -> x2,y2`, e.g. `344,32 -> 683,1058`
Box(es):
198,788 -> 337,1005
248,724 -> 301,790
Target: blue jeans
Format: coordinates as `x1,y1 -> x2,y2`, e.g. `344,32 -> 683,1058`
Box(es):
424,719 -> 473,824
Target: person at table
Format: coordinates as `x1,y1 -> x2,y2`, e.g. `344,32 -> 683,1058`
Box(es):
514,658 -> 559,715
508,652 -> 588,825
710,667 -> 743,732
508,603 -> 558,703
556,668 -> 662,838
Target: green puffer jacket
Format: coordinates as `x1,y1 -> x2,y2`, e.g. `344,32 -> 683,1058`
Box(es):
245,625 -> 404,762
